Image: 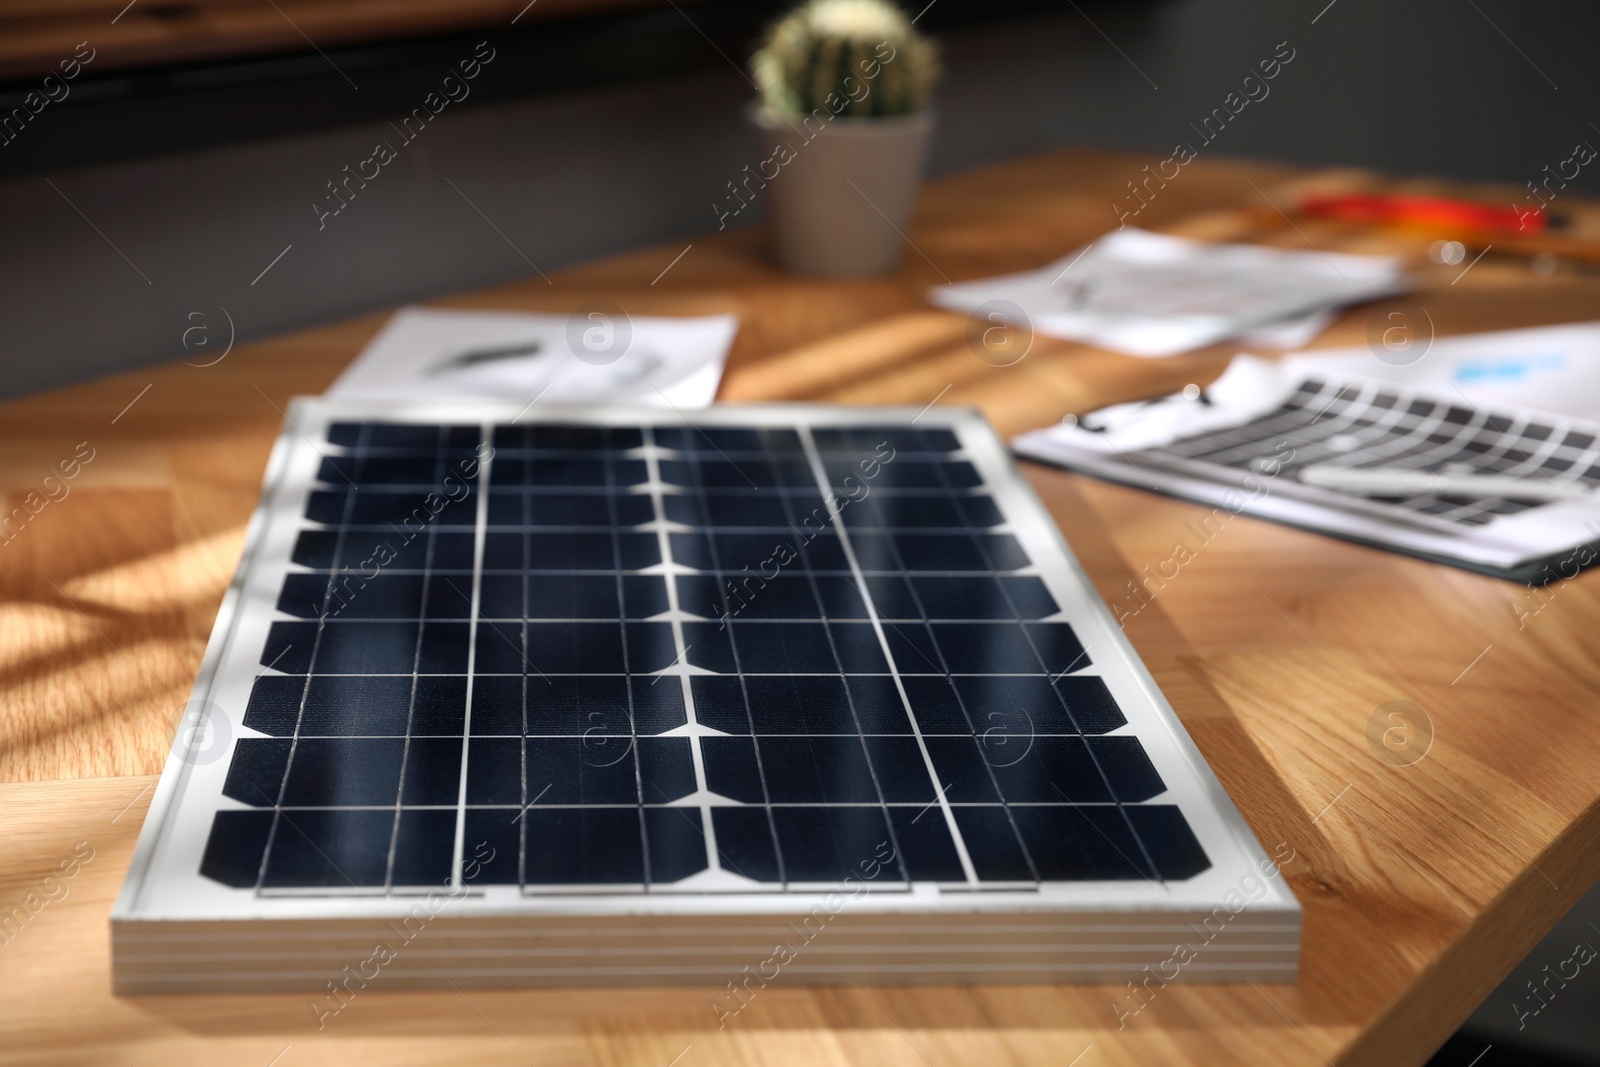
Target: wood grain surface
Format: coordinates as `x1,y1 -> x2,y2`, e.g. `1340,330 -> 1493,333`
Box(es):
2,148 -> 1599,1066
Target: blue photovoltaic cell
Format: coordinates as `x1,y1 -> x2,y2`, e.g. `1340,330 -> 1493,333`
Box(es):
199,419 -> 1209,892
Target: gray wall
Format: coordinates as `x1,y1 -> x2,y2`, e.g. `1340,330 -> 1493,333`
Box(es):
2,0 -> 1599,400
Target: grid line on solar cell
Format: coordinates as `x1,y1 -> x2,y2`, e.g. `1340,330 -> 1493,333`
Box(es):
795,427 -> 992,884
634,427 -> 720,885
829,444 -> 1163,883
201,419 -> 1209,894
675,434 -> 918,886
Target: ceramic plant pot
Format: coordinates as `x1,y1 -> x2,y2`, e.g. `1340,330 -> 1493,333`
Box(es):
747,106 -> 934,276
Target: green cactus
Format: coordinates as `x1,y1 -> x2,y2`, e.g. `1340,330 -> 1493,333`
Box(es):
752,0 -> 939,119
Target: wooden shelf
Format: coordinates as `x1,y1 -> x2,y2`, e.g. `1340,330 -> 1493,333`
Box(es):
0,0 -> 668,81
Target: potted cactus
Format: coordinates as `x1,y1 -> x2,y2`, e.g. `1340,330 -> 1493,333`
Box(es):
741,0 -> 939,275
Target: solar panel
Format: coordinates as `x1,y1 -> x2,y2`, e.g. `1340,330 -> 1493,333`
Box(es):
114,400 -> 1298,992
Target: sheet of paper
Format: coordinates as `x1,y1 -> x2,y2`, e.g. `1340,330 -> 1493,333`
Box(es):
1284,319 -> 1600,423
1013,354 -> 1600,580
326,306 -> 739,408
930,228 -> 1408,358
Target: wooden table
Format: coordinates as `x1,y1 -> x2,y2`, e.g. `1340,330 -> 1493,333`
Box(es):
4,148 -> 1598,1066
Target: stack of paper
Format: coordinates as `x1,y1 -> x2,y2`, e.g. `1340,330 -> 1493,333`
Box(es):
931,228 -> 1409,357
1283,320 -> 1600,423
1013,354 -> 1600,582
